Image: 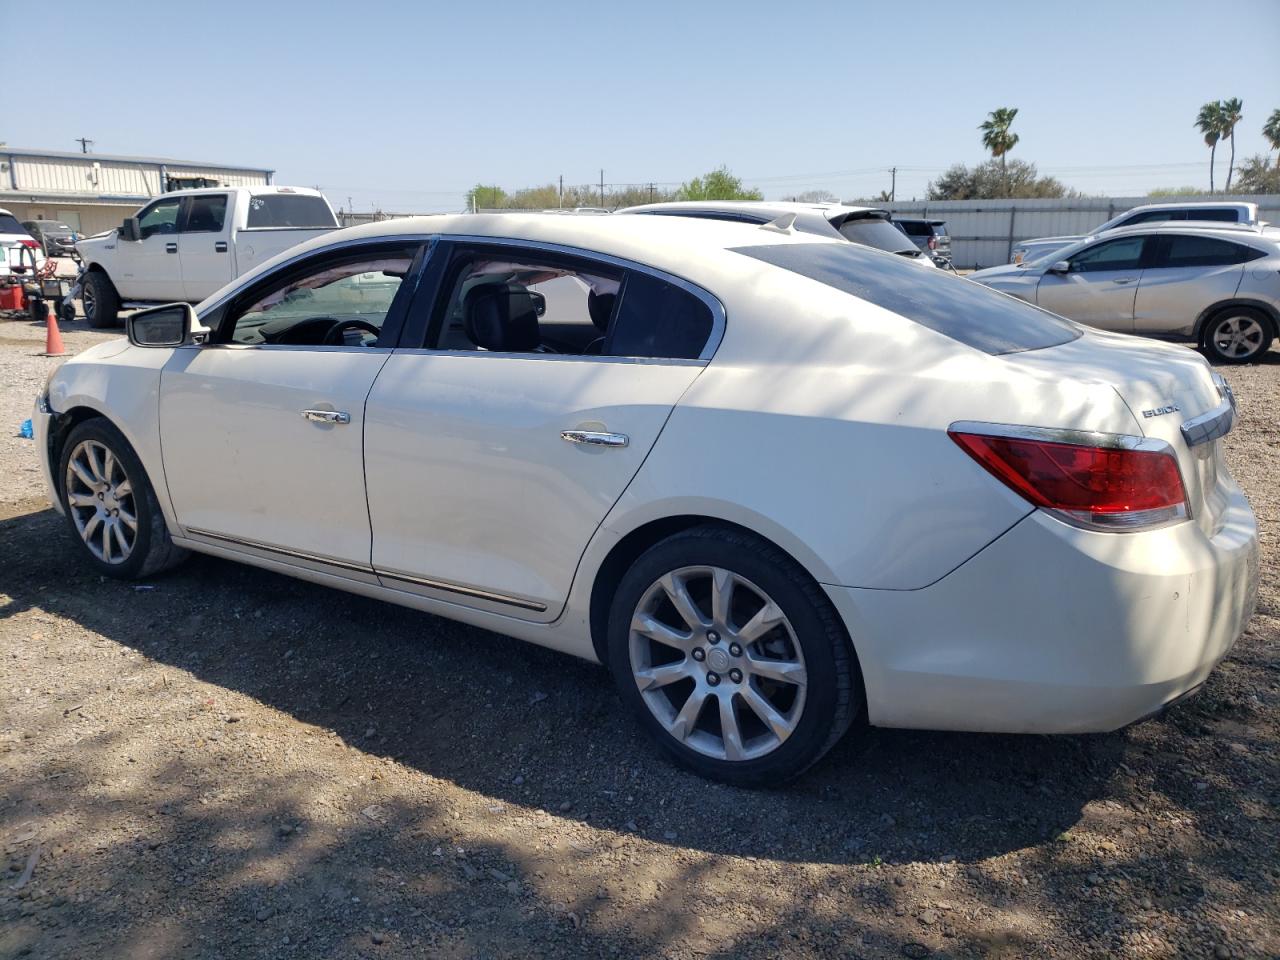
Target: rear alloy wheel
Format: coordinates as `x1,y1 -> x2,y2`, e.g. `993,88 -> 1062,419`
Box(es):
1203,308 -> 1273,364
58,419 -> 187,579
608,526 -> 859,786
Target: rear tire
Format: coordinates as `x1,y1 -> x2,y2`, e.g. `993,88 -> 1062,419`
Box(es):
58,418 -> 187,579
607,525 -> 861,786
82,271 -> 120,329
1202,307 -> 1273,364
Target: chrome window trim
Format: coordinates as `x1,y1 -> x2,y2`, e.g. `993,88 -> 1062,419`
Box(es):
386,348 -> 706,367
1180,399 -> 1234,448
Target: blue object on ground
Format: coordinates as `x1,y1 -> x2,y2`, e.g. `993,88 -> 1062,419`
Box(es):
19,419 -> 33,439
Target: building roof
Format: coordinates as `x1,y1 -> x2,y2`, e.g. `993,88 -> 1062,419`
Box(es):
1,145 -> 273,175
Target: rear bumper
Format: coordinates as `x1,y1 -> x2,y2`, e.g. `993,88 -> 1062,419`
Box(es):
826,487 -> 1259,734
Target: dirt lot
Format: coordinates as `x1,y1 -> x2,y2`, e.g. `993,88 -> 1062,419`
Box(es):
2,314 -> 1277,960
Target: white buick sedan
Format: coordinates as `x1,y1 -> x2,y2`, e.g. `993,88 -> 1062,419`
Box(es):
33,214 -> 1259,785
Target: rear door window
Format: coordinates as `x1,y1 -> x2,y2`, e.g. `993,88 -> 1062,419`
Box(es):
732,242 -> 1080,355
1158,235 -> 1260,267
182,194 -> 228,233
245,194 -> 338,229
607,271 -> 716,360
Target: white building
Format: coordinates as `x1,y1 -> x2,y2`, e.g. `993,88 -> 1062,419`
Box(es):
0,146 -> 274,236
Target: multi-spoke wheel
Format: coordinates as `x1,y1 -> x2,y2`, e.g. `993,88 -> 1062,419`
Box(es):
58,419 -> 187,578
608,525 -> 860,786
66,438 -> 138,564
1203,308 -> 1273,365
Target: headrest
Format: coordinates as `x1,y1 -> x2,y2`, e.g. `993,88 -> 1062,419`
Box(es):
464,283 -> 541,352
587,290 -> 616,332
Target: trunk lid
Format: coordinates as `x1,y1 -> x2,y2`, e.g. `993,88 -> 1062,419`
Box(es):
1002,329 -> 1231,536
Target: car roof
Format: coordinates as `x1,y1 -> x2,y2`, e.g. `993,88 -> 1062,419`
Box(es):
1123,200 -> 1257,215
617,200 -> 888,220
1099,221 -> 1277,239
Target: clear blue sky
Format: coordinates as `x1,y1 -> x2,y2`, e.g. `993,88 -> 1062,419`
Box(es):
7,0 -> 1280,211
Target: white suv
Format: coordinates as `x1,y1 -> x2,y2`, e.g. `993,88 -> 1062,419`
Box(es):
1011,201 -> 1261,265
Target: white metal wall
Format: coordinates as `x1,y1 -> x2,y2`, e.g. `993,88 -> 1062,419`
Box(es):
4,154 -> 269,201
878,195 -> 1280,269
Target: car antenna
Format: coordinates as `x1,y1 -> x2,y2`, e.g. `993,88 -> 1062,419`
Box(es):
759,213 -> 798,234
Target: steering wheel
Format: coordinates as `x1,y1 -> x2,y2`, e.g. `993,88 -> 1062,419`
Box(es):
322,318 -> 382,346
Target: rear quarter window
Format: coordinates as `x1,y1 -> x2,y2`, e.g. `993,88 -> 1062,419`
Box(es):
733,242 -> 1081,355
246,195 -> 337,229
607,271 -> 716,360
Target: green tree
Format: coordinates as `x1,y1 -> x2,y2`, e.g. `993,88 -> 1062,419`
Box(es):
466,184 -> 508,210
1263,108 -> 1280,162
979,107 -> 1020,197
1146,186 -> 1203,197
782,189 -> 839,202
676,166 -> 763,201
1229,154 -> 1280,194
1220,97 -> 1243,190
926,159 -> 1073,200
1195,101 -> 1226,192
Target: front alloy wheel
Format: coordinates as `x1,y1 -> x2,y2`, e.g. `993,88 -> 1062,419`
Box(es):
630,566 -> 807,762
608,525 -> 860,786
66,438 -> 138,564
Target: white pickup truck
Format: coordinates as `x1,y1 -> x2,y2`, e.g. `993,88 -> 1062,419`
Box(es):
75,186 -> 339,327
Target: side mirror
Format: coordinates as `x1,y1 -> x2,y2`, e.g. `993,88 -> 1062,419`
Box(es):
119,217 -> 141,242
127,303 -> 202,348
1048,260 -> 1071,274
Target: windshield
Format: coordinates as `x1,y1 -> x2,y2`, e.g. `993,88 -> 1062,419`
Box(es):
733,242 -> 1081,355
835,217 -> 921,255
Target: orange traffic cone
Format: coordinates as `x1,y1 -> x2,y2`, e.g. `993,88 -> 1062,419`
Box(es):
41,300 -> 67,357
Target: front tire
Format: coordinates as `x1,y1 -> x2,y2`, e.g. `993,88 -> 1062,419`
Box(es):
58,419 -> 187,579
1202,307 -> 1273,364
607,525 -> 860,786
82,271 -> 120,329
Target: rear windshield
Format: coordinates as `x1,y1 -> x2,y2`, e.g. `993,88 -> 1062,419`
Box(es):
732,242 -> 1082,355
835,217 -> 919,255
0,214 -> 27,235
895,220 -> 931,237
245,194 -> 337,229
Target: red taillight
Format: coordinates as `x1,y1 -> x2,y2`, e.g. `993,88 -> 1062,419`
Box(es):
20,238 -> 40,249
950,429 -> 1188,531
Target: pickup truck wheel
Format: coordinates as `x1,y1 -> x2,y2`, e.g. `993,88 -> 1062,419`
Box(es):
82,271 -> 120,329
58,419 -> 187,579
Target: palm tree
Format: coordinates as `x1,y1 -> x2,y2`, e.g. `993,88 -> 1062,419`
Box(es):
1220,98 -> 1243,190
979,107 -> 1020,197
1195,101 -> 1225,192
1263,108 -> 1280,164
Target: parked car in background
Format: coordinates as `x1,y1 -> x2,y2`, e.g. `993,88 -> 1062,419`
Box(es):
617,200 -> 938,266
0,208 -> 46,281
74,186 -> 338,328
973,223 -> 1280,363
22,219 -> 80,258
1011,201 -> 1262,265
894,218 -> 952,266
34,213 -> 1257,785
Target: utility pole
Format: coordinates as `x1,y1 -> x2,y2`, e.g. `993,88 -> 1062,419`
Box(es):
599,169 -> 605,208
648,182 -> 655,203
889,166 -> 897,202
558,174 -> 563,208
75,137 -> 93,154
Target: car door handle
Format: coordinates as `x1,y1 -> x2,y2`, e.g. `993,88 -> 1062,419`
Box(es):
214,241 -> 228,253
1111,277 -> 1137,284
561,430 -> 628,448
302,409 -> 351,425
165,242 -> 178,254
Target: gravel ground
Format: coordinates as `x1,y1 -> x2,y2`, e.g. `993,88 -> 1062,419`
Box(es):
1,314 -> 1277,960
